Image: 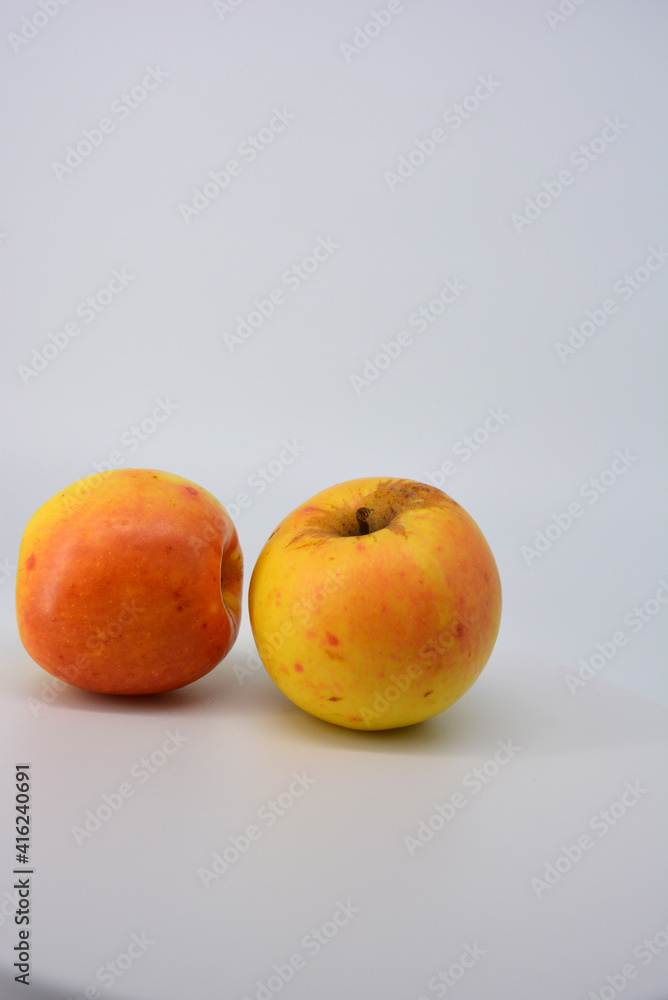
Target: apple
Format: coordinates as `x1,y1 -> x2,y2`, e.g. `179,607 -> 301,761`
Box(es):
248,477 -> 501,730
15,468 -> 242,695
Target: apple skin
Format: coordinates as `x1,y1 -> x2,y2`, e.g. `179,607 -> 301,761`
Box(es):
15,468 -> 242,695
249,477 -> 501,730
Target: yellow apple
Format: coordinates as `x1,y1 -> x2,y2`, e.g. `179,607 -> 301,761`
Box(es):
16,468 -> 242,695
248,477 -> 501,730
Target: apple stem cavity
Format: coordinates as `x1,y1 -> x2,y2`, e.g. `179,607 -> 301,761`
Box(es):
356,507 -> 371,535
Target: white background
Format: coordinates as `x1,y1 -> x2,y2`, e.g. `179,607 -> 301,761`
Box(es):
1,2 -> 667,998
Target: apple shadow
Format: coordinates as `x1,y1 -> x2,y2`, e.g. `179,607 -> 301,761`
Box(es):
244,674 -> 518,757
12,642 -> 663,760
223,644 -> 666,759
27,669 -> 234,716
11,639 -> 294,718
8,642 -> 232,716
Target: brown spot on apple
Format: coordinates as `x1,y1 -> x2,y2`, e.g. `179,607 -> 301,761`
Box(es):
325,631 -> 339,645
294,662 -> 304,672
185,487 -> 199,496
387,519 -> 408,537
328,696 -> 342,701
287,530 -> 329,549
25,554 -> 36,570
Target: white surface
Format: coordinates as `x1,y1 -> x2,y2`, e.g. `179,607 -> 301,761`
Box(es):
1,1 -> 667,997
2,639 -> 668,1000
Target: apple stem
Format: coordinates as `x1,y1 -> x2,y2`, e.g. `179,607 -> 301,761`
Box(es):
356,507 -> 370,535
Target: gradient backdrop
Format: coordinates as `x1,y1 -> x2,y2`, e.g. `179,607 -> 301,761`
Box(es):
1,2 -> 667,998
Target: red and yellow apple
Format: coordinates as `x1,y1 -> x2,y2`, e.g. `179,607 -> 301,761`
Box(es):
16,468 -> 242,695
249,477 -> 501,730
